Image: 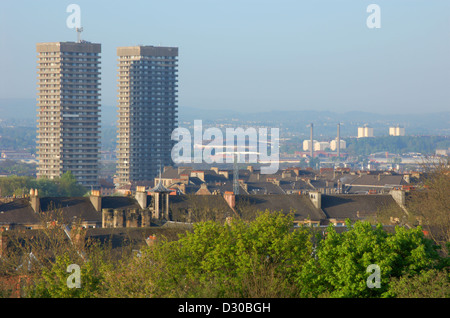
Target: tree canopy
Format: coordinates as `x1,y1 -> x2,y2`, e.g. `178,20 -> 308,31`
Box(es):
16,212 -> 448,298
0,171 -> 88,197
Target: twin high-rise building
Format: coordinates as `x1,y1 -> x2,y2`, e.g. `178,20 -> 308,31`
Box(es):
36,42 -> 178,189
36,42 -> 101,188
116,46 -> 178,185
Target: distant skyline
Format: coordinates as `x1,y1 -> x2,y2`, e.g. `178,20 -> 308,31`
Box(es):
0,0 -> 449,114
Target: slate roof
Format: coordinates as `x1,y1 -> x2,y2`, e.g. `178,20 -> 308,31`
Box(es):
169,195 -> 236,222
39,197 -> 101,224
234,194 -> 326,221
0,196 -> 144,228
101,196 -> 141,210
343,174 -> 406,187
150,181 -> 171,193
0,199 -> 38,226
245,182 -> 285,195
320,194 -> 402,220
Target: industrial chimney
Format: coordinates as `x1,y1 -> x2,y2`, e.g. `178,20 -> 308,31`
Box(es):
310,123 -> 314,158
337,123 -> 340,158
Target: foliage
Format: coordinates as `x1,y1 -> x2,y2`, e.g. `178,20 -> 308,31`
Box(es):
0,160 -> 36,177
346,135 -> 450,156
100,211 -> 312,298
296,220 -> 443,298
0,126 -> 36,153
406,160 -> 450,255
2,211 -> 448,298
386,268 -> 450,298
25,253 -> 102,298
0,171 -> 88,197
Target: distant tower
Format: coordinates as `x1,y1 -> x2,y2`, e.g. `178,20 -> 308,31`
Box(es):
389,125 -> 405,136
310,123 -> 314,158
358,125 -> 374,138
337,123 -> 340,158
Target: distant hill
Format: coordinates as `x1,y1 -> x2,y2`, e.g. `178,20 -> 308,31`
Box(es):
178,106 -> 450,137
0,98 -> 117,126
0,98 -> 448,137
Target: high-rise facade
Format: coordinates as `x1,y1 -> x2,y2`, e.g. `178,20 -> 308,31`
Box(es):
36,42 -> 101,188
357,126 -> 374,138
389,126 -> 405,136
116,46 -> 178,185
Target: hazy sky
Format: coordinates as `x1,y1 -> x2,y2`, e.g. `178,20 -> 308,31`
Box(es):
0,0 -> 449,114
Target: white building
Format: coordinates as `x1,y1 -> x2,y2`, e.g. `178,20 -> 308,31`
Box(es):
389,126 -> 405,136
314,142 -> 330,151
358,126 -> 374,138
330,139 -> 346,151
303,140 -> 316,151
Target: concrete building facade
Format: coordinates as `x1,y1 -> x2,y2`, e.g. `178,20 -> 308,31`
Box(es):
36,42 -> 101,188
115,46 -> 178,186
389,126 -> 405,136
357,126 -> 374,138
330,139 -> 346,151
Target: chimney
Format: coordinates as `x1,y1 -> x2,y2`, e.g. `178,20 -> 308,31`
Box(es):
135,186 -> 147,209
223,191 -> 235,209
90,190 -> 102,212
309,191 -> 322,209
310,123 -> 314,158
337,123 -> 340,158
30,188 -> 40,213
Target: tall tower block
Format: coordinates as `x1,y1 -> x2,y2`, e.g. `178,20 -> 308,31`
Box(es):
36,41 -> 101,189
115,45 -> 178,185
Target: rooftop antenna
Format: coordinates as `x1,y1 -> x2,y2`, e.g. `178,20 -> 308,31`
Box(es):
158,163 -> 162,183
76,27 -> 83,43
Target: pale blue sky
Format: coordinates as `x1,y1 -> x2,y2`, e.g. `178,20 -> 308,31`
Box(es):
0,0 -> 449,114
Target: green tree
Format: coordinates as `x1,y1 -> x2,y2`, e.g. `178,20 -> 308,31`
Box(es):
407,160 -> 450,256
386,268 -> 449,298
297,220 -> 442,298
57,171 -> 87,197
31,178 -> 58,197
26,253 -> 102,298
100,211 -> 312,298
